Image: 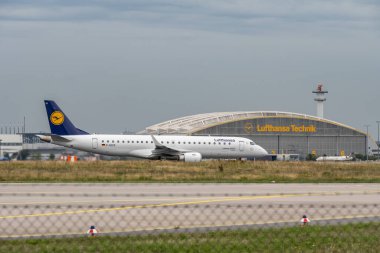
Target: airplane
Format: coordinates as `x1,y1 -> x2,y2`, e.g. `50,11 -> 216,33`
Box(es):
316,155 -> 354,162
38,100 -> 268,162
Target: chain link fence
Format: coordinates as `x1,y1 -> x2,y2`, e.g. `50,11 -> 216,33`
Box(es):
0,189 -> 379,252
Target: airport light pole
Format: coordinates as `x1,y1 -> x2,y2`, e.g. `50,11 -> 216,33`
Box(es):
364,125 -> 370,161
0,139 -> 2,158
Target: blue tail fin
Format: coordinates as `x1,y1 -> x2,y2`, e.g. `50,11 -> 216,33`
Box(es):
44,100 -> 89,135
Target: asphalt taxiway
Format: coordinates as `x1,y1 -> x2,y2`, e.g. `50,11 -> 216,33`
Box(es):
0,183 -> 379,238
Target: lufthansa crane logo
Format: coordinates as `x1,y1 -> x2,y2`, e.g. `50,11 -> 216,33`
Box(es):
244,122 -> 254,134
50,111 -> 65,125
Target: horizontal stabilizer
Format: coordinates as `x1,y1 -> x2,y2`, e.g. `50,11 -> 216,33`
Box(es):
36,134 -> 72,143
51,135 -> 72,142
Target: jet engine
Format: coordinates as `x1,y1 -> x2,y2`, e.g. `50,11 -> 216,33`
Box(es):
179,152 -> 202,162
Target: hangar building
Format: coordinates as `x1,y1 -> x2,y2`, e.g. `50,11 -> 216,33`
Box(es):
139,111 -> 377,159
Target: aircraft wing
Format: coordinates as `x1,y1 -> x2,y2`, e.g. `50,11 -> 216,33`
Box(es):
149,135 -> 190,158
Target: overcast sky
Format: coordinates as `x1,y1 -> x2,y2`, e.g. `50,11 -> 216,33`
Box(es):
0,0 -> 379,137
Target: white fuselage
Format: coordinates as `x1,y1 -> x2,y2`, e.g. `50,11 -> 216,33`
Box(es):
52,134 -> 268,160
316,156 -> 353,161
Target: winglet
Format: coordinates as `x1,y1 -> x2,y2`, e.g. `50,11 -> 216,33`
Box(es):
151,135 -> 164,148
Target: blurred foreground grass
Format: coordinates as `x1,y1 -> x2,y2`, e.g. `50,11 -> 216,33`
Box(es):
1,223 -> 379,253
0,160 -> 380,182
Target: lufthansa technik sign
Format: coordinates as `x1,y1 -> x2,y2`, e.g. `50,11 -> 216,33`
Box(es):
256,124 -> 316,133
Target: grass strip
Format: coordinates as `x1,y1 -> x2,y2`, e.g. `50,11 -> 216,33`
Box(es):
1,223 -> 379,253
1,160 -> 380,183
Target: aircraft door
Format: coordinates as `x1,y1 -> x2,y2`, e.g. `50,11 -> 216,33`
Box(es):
239,141 -> 244,151
92,138 -> 98,149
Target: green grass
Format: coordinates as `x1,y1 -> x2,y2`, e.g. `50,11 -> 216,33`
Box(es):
1,223 -> 379,253
1,160 -> 380,183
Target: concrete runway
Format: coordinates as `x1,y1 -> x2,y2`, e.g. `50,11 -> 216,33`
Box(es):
0,183 -> 379,238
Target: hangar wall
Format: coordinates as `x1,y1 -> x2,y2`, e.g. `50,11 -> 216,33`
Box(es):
191,117 -> 366,158
140,112 -> 374,159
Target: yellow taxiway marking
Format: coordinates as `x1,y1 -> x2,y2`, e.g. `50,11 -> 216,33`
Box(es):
0,197 -> 220,206
1,190 -> 379,195
0,192 -> 87,194
1,214 -> 379,239
0,194 -> 301,219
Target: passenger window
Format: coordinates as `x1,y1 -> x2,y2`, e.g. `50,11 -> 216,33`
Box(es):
250,142 -> 255,145
193,142 -> 196,144
127,141 -> 130,143
178,141 -> 180,144
228,143 -> 231,145
102,140 -> 104,143
151,141 -> 153,143
137,141 -> 139,143
132,141 -> 134,143
198,142 -> 201,144
122,141 -> 125,143
223,143 -> 226,145
117,140 -> 119,143
112,140 -> 114,143
213,142 -> 216,145
188,142 -> 191,144
146,141 -> 148,143
209,142 -> 211,145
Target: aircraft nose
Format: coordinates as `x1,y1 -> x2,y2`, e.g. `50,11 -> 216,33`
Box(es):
256,146 -> 268,157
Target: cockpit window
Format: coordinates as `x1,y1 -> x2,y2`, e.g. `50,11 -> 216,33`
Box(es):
250,142 -> 256,145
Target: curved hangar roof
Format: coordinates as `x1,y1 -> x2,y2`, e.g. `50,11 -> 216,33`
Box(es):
139,111 -> 364,135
